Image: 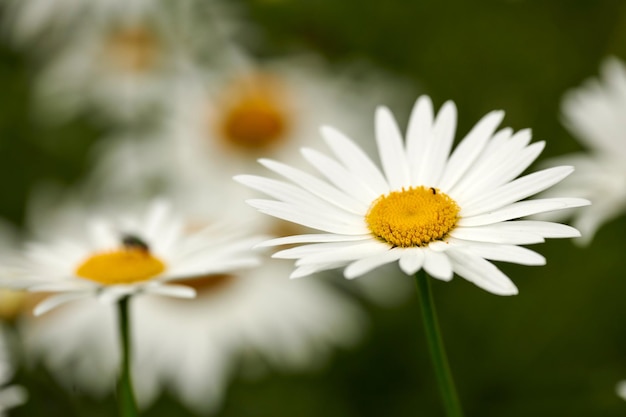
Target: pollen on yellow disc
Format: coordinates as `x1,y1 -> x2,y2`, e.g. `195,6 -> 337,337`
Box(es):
75,248 -> 166,285
366,186 -> 460,248
104,26 -> 160,73
215,74 -> 291,151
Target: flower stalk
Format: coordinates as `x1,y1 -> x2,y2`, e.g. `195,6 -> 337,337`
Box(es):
415,270 -> 463,417
117,296 -> 139,417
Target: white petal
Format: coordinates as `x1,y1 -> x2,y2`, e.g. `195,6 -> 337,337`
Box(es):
295,240 -> 390,266
33,291 -> 91,316
447,249 -> 518,295
243,162 -> 367,214
320,125 -> 389,195
438,110 -> 505,190
450,226 -> 545,245
398,249 -> 425,275
406,96 -> 434,181
465,243 -> 546,265
146,284 -> 196,299
256,234 -> 371,247
344,249 -> 402,279
274,241 -> 371,259
458,198 -> 590,227
300,148 -> 379,204
375,106 -> 410,189
423,250 -> 454,281
247,199 -> 368,235
289,262 -> 346,279
461,166 -> 575,217
415,100 -> 457,186
486,220 -> 581,239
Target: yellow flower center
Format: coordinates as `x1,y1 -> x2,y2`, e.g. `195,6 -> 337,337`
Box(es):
366,186 -> 460,247
75,247 -> 166,285
104,26 -> 161,73
215,74 -> 291,151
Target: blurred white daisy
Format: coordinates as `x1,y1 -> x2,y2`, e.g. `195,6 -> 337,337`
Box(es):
11,199 -> 265,315
538,58 -> 626,244
617,380 -> 626,401
236,95 -> 590,295
88,55 -> 413,228
22,258 -> 364,413
1,0 -> 160,46
31,6 -> 190,123
18,190 -> 365,414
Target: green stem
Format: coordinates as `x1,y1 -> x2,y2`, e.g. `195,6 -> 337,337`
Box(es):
414,270 -> 464,417
117,296 -> 139,417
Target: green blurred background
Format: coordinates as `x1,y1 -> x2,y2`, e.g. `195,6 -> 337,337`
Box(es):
2,0 -> 626,416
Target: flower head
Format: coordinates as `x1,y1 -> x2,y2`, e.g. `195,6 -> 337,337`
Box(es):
236,96 -> 589,295
13,199 -> 265,315
539,57 -> 626,243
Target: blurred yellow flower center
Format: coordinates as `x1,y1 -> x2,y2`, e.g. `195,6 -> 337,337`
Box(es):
216,75 -> 291,151
366,186 -> 460,247
105,26 -> 160,73
75,248 -> 166,285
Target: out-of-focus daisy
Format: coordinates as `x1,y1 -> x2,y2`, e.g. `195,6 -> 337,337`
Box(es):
236,95 -> 589,295
18,190 -> 365,413
11,199 -> 265,315
32,7 -> 188,123
88,56 -> 413,229
1,0 -> 160,46
538,58 -> 626,244
22,258 -> 364,413
0,333 -> 27,416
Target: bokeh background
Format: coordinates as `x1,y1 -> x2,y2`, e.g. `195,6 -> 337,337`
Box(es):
1,0 -> 626,416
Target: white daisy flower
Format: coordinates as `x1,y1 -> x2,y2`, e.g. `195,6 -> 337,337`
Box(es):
12,199 -> 265,315
538,58 -> 626,244
1,0 -> 158,46
21,258 -> 365,413
30,5 -> 191,123
236,95 -> 590,295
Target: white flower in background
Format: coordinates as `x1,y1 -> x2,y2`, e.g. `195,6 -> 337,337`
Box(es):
12,199 -> 265,315
236,95 -> 590,295
617,380 -> 626,401
538,58 -> 626,244
31,6 -> 190,123
88,55 -> 413,228
1,0 -> 158,46
22,259 -> 364,414
18,191 -> 365,414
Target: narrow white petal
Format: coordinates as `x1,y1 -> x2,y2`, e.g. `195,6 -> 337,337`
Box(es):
242,162 -> 367,214
423,249 -> 454,281
320,125 -> 389,195
256,234 -> 371,247
458,198 -> 590,227
406,96 -> 434,175
146,284 -> 196,299
416,100 -> 457,185
450,226 -> 545,245
461,166 -> 575,217
344,249 -> 402,279
375,106 -> 411,189
29,280 -> 94,293
289,262 -> 345,279
398,249 -> 425,275
236,174 -> 364,217
247,199 -> 368,235
295,240 -> 390,266
33,291 -> 91,316
98,286 -> 137,304
447,249 -> 518,295
438,110 -> 505,190
300,148 -> 379,204
274,241 -> 369,259
466,243 -> 546,265
484,220 -> 581,239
